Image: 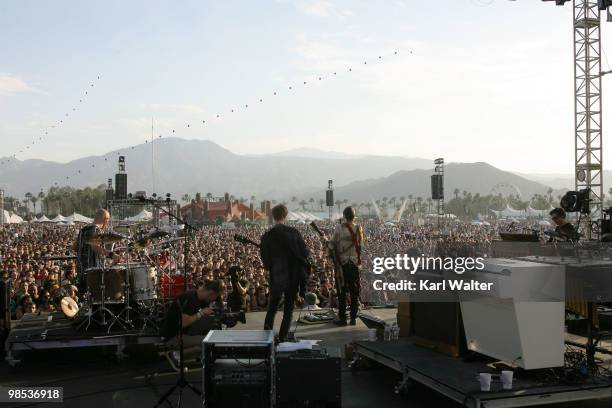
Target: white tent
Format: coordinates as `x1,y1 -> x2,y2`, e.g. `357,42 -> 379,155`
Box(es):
67,212 -> 93,223
287,211 -> 324,223
125,209 -> 152,222
10,214 -> 24,224
35,215 -> 52,223
489,206 -> 527,219
1,210 -> 10,224
51,214 -> 67,223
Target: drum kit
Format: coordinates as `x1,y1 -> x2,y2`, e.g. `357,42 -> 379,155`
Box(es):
67,227 -> 192,333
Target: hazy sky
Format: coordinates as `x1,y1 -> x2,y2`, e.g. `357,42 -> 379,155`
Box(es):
1,0 -> 612,174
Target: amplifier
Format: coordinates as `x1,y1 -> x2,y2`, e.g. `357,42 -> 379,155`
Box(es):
276,349 -> 341,407
202,330 -> 274,408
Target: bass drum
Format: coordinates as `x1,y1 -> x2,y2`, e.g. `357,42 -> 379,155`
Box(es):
160,274 -> 193,300
86,267 -> 127,304
128,264 -> 158,302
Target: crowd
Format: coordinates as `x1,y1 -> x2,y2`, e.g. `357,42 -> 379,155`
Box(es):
1,219 -> 504,321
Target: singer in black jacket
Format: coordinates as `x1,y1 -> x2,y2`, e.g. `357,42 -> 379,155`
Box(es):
260,204 -> 309,342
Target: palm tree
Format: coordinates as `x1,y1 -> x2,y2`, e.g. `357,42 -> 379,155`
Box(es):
299,200 -> 307,210
318,198 -> 324,210
38,191 -> 45,215
365,202 -> 373,215
454,188 -> 460,199
181,194 -> 191,204
309,197 -> 314,210
24,192 -> 32,214
31,195 -> 38,216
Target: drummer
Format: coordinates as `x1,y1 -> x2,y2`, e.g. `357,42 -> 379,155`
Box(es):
73,209 -> 121,292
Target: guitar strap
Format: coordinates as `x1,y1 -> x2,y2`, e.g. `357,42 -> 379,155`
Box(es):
344,223 -> 362,266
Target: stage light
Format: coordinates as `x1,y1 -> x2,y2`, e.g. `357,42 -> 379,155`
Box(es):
561,189 -> 590,214
598,0 -> 612,11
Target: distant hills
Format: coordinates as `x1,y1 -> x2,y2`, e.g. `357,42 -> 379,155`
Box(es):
334,162 -> 562,203
0,138 -> 579,203
0,138 -> 432,199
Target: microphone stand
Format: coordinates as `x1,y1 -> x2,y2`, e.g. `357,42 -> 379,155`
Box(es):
141,197 -> 200,407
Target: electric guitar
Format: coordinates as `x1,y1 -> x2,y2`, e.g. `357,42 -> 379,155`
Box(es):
233,234 -> 260,248
309,221 -> 344,287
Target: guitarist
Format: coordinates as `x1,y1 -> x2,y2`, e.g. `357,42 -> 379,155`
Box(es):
260,204 -> 309,342
331,206 -> 364,326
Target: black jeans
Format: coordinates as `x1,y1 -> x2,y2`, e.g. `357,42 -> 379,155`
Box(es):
264,287 -> 296,341
338,262 -> 360,321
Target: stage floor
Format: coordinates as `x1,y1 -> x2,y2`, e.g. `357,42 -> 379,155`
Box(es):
1,309 -> 611,408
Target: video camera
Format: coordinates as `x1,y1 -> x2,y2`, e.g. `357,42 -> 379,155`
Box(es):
211,306 -> 246,328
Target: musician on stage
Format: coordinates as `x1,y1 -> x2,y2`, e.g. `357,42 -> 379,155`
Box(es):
260,204 -> 309,342
73,209 -> 120,291
549,207 -> 579,242
331,206 -> 364,326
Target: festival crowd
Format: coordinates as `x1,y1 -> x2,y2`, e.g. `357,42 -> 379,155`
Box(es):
1,220 -> 502,321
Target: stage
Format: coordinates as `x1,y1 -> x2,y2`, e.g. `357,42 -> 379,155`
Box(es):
352,338 -> 612,408
2,309 -> 612,408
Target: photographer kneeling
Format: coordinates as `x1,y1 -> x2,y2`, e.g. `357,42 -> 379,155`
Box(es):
161,279 -> 222,371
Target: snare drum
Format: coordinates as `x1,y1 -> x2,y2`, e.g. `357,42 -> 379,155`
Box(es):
128,263 -> 158,301
86,267 -> 127,304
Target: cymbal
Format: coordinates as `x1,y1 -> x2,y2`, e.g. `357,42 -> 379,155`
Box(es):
152,237 -> 185,246
60,297 -> 79,318
113,225 -> 133,233
86,232 -> 128,245
143,229 -> 170,240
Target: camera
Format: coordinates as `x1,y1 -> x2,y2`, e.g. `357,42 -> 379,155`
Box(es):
213,308 -> 246,328
228,265 -> 241,283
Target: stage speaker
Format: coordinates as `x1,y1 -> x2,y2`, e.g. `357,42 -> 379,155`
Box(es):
115,173 -> 127,200
326,190 -> 334,207
412,302 -> 466,357
276,350 -> 341,407
0,279 -> 11,338
431,174 -> 444,200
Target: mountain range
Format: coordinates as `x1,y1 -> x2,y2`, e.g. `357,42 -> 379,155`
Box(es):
0,138 -> 592,203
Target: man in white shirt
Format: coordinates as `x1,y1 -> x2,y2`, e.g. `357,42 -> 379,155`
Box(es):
330,206 -> 364,326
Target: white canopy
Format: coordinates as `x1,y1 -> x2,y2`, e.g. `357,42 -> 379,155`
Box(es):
489,206 -> 527,219
67,212 -> 93,223
1,210 -> 10,224
125,209 -> 152,222
10,213 -> 24,224
287,211 -> 325,223
35,215 -> 52,223
51,214 -> 67,223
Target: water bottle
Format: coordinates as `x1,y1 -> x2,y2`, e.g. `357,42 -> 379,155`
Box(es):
384,324 -> 391,341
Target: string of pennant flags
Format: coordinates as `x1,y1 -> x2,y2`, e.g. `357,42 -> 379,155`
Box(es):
0,75 -> 103,167
1,49 -> 409,192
